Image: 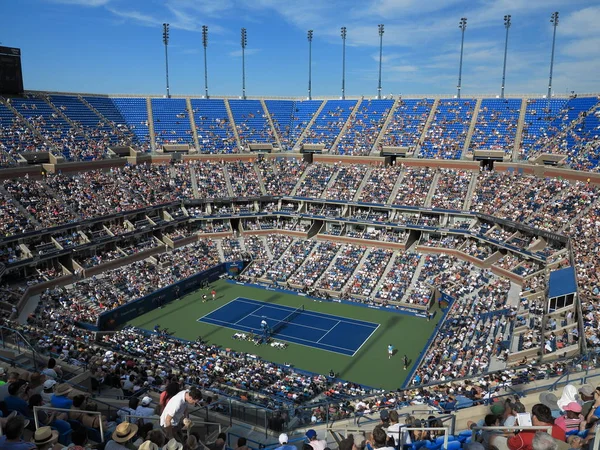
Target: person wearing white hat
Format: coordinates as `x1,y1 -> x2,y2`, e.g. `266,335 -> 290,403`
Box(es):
136,396 -> 156,419
41,379 -> 57,404
138,441 -> 159,450
274,433 -> 296,450
165,438 -> 183,450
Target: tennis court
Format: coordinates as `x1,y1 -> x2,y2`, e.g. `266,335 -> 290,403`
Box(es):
197,297 -> 379,356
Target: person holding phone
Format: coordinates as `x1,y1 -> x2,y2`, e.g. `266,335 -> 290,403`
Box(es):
507,404 -> 565,450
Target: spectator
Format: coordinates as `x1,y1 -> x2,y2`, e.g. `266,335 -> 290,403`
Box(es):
532,432 -> 558,450
507,404 -> 566,450
5,381 -> 30,416
275,434 -> 296,450
41,359 -> 61,380
554,402 -> 584,433
160,387 -> 202,439
0,373 -> 20,401
0,416 -> 36,450
236,437 -> 249,450
306,430 -> 327,450
105,422 -> 138,450
367,426 -> 395,450
50,384 -> 73,410
135,396 -> 156,419
578,385 -> 595,417
31,427 -> 59,450
40,380 -> 56,405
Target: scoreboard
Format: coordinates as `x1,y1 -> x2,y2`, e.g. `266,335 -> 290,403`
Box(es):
0,46 -> 24,95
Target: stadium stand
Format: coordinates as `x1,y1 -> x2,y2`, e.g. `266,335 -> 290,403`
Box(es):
303,100 -> 357,149
380,98 -> 434,149
190,98 -> 238,153
151,98 -> 194,146
335,99 -> 394,155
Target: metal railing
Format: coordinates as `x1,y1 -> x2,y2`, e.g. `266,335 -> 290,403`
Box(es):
33,405 -> 105,442
0,325 -> 39,370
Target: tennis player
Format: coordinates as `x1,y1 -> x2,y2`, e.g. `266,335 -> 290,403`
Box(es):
388,344 -> 394,360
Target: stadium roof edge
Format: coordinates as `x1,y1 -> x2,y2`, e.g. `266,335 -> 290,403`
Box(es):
20,89 -> 600,100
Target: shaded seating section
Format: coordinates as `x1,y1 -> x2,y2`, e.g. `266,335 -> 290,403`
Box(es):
111,97 -> 150,146
264,100 -> 294,149
303,100 -> 357,149
430,169 -> 471,210
381,99 -> 434,148
0,101 -> 40,165
470,98 -> 522,154
325,164 -> 369,201
273,100 -> 323,150
151,98 -> 193,146
419,99 -> 476,159
12,96 -> 76,159
295,163 -> 336,198
83,95 -> 144,149
336,99 -> 394,155
520,98 -> 567,158
394,167 -> 435,207
358,165 -> 403,204
227,161 -> 262,197
256,158 -> 307,196
229,99 -> 275,145
190,98 -> 237,153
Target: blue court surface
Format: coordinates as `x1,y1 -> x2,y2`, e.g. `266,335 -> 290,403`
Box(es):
197,297 -> 380,356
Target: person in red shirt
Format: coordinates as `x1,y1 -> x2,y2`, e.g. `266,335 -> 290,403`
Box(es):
211,289 -> 216,301
507,404 -> 566,450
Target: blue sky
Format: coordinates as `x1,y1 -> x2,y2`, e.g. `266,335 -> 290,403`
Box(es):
2,0 -> 599,97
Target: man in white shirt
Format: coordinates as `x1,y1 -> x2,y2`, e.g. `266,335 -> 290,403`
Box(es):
306,429 -> 327,450
160,387 -> 202,439
386,410 -> 411,447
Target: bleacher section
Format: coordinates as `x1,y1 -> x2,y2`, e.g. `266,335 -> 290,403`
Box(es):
111,97 -> 150,146
380,99 -> 434,148
151,98 -> 193,147
420,99 -> 476,159
228,99 -> 275,145
470,98 -> 522,154
520,98 -> 567,158
83,96 -> 142,148
303,100 -> 356,149
264,100 -> 295,150
190,98 -> 237,153
335,99 -> 394,155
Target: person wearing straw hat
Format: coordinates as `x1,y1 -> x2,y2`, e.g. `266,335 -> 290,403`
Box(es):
31,427 -> 59,450
165,439 -> 183,450
50,384 -> 73,409
105,422 -> 139,450
138,442 -> 159,450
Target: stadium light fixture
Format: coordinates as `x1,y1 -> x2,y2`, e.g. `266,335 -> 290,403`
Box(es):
241,27 -> 247,100
548,12 -> 559,99
377,24 -> 384,100
308,30 -> 313,100
162,23 -> 171,98
500,15 -> 511,99
341,27 -> 347,100
202,25 -> 209,99
457,18 -> 467,99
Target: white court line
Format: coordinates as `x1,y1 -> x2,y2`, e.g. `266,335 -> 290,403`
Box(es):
316,320 -> 340,343
196,298 -> 238,321
351,323 -> 381,357
235,305 -> 264,325
197,316 -> 355,356
245,312 -> 331,332
235,297 -> 379,328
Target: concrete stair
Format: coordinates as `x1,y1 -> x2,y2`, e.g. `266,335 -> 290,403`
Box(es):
146,98 -> 157,152
319,166 -> 341,199
294,100 -> 327,150
370,97 -> 401,154
253,164 -> 267,195
329,98 -> 362,154
386,167 -> 407,205
187,98 -> 200,152
352,166 -> 374,202
424,171 -> 441,207
371,250 -> 401,296
188,165 -> 200,199
222,165 -> 235,197
260,99 -> 283,150
415,98 -> 439,155
224,99 -> 243,151
462,98 -> 482,158
463,171 -> 479,210
513,98 -> 528,161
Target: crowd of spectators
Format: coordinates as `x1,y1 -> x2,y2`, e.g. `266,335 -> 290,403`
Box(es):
394,167 -> 435,207
430,169 -> 472,210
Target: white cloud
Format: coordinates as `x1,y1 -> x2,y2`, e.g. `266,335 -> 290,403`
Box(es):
48,0 -> 111,5
228,48 -> 261,57
560,6 -> 600,37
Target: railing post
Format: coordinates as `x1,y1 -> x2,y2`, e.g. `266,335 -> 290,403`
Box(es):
229,399 -> 233,427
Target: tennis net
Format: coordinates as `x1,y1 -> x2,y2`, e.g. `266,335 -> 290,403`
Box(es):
270,305 -> 305,336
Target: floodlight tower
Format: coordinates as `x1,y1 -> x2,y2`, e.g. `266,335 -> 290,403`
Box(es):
202,25 -> 209,98
500,15 -> 511,99
377,24 -> 384,100
341,27 -> 347,100
457,17 -> 467,99
307,30 -> 313,100
162,23 -> 171,98
241,27 -> 247,100
548,12 -> 559,98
